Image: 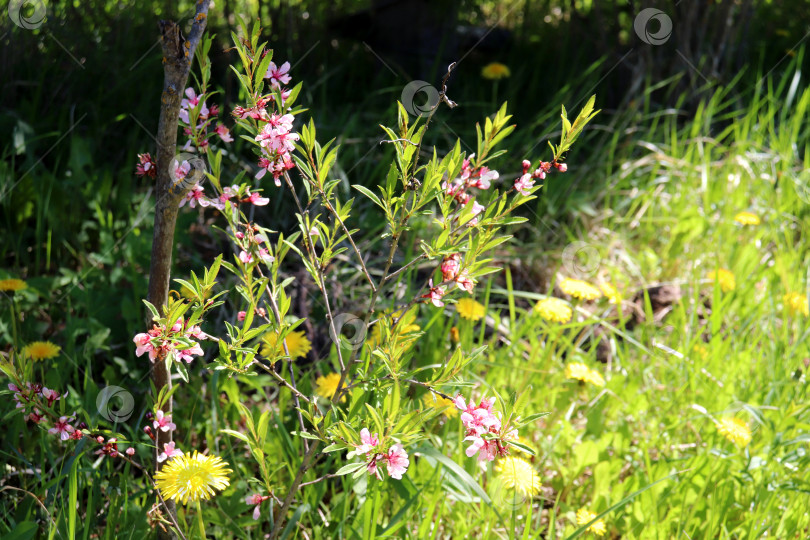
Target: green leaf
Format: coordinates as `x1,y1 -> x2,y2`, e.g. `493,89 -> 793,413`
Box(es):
334,462 -> 366,476
416,445 -> 503,522
220,429 -> 250,443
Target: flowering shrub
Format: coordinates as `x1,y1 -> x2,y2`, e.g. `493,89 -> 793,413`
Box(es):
1,18 -> 597,538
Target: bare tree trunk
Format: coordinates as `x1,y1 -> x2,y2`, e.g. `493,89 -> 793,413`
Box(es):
147,2 -> 210,538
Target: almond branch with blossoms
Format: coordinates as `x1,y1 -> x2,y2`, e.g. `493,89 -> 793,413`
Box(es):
128,17 -> 597,539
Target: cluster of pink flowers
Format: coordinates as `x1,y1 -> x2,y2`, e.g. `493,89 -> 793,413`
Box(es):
179,87 -> 232,152
255,112 -> 298,185
135,153 -> 157,178
179,180 -> 270,211
245,493 -> 272,520
10,382 -> 141,456
423,253 -> 478,307
10,382 -> 64,424
442,155 -> 496,227
235,225 -> 274,267
513,159 -> 567,196
347,428 -> 410,480
454,395 -> 517,465
132,318 -> 208,364
231,59 -> 298,185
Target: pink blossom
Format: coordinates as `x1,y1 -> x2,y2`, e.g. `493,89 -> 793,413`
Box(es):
514,173 -> 534,196
367,456 -> 381,479
357,428 -> 379,454
179,88 -> 209,124
423,279 -> 446,308
246,494 -> 270,520
126,447 -> 136,456
28,408 -> 44,424
257,248 -> 274,263
441,254 -> 461,282
474,167 -> 498,189
256,153 -> 295,186
179,184 -> 208,208
265,61 -> 291,88
247,191 -> 269,206
237,311 -> 247,322
215,123 -> 233,143
385,444 -> 409,479
95,437 -> 120,458
174,160 -> 191,182
135,153 -> 157,178
239,250 -> 253,264
456,269 -> 476,293
466,200 -> 485,227
266,113 -> 294,131
157,441 -> 183,463
40,387 -> 62,407
557,163 -> 567,172
49,416 -> 75,441
133,332 -> 157,361
175,342 -> 204,363
442,179 -> 470,204
153,410 -> 176,432
186,325 -> 208,340
170,319 -> 183,333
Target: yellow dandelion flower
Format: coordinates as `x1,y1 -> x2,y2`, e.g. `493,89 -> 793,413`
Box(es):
422,393 -> 458,418
715,417 -> 751,447
154,451 -> 231,505
261,330 -> 311,360
534,297 -> 572,323
22,341 -> 61,361
707,268 -> 735,292
315,372 -> 343,401
0,278 -> 27,292
784,292 -> 809,317
495,457 -> 541,497
734,211 -> 761,226
565,363 -> 605,387
576,508 -> 607,536
585,369 -> 606,387
481,62 -> 510,80
457,298 -> 485,321
560,278 -> 602,301
598,282 -> 621,304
